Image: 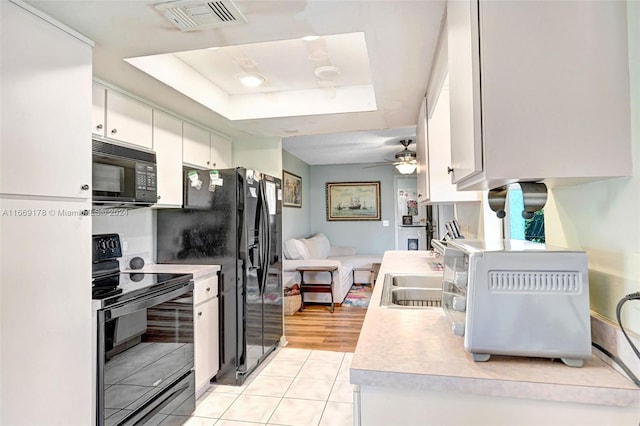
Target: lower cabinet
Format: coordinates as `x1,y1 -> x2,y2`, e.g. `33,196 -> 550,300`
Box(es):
194,274 -> 220,397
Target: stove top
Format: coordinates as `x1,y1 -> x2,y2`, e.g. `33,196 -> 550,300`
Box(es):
92,272 -> 194,307
92,234 -> 193,309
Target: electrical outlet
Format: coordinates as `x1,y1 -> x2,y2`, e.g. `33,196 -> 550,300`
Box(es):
383,220 -> 389,227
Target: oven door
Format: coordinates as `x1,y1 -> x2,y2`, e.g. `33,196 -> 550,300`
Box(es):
96,282 -> 195,426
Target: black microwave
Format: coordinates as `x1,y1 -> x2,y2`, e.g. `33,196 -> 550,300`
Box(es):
92,140 -> 157,207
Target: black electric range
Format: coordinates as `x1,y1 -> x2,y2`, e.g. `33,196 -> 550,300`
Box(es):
92,234 -> 193,308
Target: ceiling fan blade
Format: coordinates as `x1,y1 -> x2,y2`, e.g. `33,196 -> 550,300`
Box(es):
362,163 -> 393,169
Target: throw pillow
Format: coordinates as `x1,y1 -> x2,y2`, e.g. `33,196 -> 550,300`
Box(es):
283,238 -> 311,260
303,233 -> 331,259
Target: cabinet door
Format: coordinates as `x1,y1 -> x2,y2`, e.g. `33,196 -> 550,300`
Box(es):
427,83 -> 480,203
194,297 -> 219,396
92,83 -> 107,138
0,197 -> 92,425
415,97 -> 429,204
105,90 -> 153,149
0,2 -> 92,199
153,110 -> 183,207
447,0 -> 483,184
210,133 -> 232,169
183,122 -> 211,168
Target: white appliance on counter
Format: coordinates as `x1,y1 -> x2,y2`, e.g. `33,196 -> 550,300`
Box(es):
438,239 -> 591,367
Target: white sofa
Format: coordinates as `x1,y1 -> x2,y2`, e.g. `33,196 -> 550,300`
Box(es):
282,233 -> 382,306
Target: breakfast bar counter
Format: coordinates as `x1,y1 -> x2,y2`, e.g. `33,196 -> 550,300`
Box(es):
350,250 -> 640,425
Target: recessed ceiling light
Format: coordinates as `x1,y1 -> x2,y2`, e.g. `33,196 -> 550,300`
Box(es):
238,73 -> 265,88
302,35 -> 320,41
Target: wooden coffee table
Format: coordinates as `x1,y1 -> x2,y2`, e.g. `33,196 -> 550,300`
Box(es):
296,266 -> 338,313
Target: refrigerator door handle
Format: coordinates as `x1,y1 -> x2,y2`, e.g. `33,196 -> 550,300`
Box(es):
258,180 -> 271,295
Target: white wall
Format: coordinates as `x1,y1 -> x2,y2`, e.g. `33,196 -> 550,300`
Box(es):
545,0 -> 640,335
232,136 -> 282,178
309,164 -> 397,254
93,208 -> 155,267
282,150 -> 311,241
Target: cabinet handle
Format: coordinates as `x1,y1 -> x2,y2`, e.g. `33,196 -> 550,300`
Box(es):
81,184 -> 90,191
96,124 -> 103,130
206,161 -> 210,165
157,195 -> 162,200
198,311 -> 203,316
206,287 -> 211,292
447,167 -> 454,175
111,128 -> 118,134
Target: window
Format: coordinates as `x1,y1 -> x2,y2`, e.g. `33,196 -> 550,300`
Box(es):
506,184 -> 545,243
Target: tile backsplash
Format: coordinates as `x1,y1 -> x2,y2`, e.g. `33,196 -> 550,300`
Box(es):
93,208 -> 155,269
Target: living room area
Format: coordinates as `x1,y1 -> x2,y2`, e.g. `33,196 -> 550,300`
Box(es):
280,150 -> 438,352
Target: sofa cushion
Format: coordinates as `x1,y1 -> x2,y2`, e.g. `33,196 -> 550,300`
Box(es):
283,238 -> 311,260
303,233 -> 331,259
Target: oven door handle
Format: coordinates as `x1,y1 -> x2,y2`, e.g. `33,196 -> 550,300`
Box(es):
103,282 -> 194,320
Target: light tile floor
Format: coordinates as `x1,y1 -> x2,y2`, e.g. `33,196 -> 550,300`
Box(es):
185,348 -> 354,426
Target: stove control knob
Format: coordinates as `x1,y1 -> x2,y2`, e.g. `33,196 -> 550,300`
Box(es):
452,321 -> 465,337
452,296 -> 466,312
108,239 -> 118,249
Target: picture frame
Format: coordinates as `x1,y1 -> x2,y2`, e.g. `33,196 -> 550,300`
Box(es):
402,215 -> 413,225
282,170 -> 302,208
326,181 -> 381,221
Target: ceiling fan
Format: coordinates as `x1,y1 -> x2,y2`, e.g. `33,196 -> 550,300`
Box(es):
364,139 -> 418,174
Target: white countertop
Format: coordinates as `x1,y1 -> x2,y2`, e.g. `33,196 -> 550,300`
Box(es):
350,250 -> 640,408
123,263 -> 220,281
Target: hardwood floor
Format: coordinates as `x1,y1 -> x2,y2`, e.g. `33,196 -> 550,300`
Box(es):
284,304 -> 367,352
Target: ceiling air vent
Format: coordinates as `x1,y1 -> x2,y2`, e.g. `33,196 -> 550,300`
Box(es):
154,0 -> 247,31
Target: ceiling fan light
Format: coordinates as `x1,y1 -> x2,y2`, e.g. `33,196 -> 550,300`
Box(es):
396,163 -> 417,174
238,73 -> 265,88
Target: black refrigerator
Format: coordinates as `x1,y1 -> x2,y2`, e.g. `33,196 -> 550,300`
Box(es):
156,167 -> 283,385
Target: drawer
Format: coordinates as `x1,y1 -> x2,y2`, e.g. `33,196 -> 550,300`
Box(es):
194,275 -> 218,305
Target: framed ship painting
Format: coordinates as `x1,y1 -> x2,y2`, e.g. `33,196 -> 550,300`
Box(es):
326,181 -> 381,221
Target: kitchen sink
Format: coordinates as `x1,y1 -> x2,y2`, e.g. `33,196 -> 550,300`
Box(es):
380,273 -> 443,309
390,274 -> 442,288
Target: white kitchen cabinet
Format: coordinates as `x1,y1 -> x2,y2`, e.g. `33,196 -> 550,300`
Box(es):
92,82 -> 153,149
425,88 -> 480,204
106,89 -> 153,149
92,82 -> 107,138
417,20 -> 479,205
210,132 -> 232,169
183,122 -> 232,169
153,110 -> 183,207
1,1 -> 92,199
183,122 -> 212,168
415,97 -> 430,204
447,0 -> 632,191
193,273 -> 220,398
0,2 -> 93,425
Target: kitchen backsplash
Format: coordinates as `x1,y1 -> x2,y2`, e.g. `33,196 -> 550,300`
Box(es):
93,208 -> 155,269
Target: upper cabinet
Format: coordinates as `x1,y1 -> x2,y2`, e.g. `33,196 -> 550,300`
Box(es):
447,0 -> 632,191
153,110 -> 184,207
416,97 -> 429,203
1,2 -> 92,199
417,19 -> 480,204
92,82 -> 153,149
210,133 -> 232,170
183,122 -> 232,169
